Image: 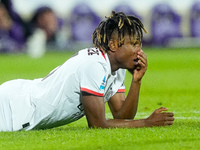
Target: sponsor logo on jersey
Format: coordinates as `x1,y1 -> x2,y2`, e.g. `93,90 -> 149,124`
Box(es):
100,76 -> 106,90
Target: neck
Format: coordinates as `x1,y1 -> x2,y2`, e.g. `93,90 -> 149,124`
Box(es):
107,51 -> 119,72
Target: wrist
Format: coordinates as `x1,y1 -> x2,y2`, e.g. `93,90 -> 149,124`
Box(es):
143,118 -> 150,127
132,79 -> 141,85
144,117 -> 155,127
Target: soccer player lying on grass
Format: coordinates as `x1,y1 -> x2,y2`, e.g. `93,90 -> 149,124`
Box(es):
0,11 -> 174,131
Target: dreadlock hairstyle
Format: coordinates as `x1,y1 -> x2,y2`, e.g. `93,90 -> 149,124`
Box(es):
92,11 -> 148,52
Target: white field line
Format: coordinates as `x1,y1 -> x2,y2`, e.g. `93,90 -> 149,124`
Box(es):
106,111 -> 200,120
175,117 -> 200,119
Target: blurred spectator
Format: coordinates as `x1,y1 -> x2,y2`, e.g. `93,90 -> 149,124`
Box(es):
1,0 -> 65,57
150,3 -> 182,46
113,4 -> 142,20
30,7 -> 59,41
68,3 -> 101,49
0,3 -> 26,53
190,1 -> 200,37
27,6 -> 63,57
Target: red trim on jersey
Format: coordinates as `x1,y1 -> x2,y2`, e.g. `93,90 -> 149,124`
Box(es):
117,89 -> 125,93
81,88 -> 104,96
99,49 -> 106,60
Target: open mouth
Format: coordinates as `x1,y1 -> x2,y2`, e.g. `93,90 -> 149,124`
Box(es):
133,58 -> 139,62
133,58 -> 141,71
128,58 -> 141,74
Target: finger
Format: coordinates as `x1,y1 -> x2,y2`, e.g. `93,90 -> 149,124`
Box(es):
137,57 -> 147,69
137,52 -> 147,64
162,112 -> 174,117
155,107 -> 168,113
164,121 -> 174,126
137,58 -> 147,70
165,116 -> 175,121
138,48 -> 145,54
138,50 -> 147,59
138,48 -> 143,53
137,60 -> 147,68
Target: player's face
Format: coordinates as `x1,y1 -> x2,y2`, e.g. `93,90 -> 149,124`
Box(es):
37,11 -> 58,39
114,35 -> 141,70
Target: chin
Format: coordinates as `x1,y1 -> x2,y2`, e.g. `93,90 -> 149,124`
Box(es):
127,68 -> 134,74
127,64 -> 141,74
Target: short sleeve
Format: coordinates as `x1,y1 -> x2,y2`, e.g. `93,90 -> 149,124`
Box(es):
116,69 -> 126,93
104,69 -> 126,102
78,61 -> 107,96
117,82 -> 125,93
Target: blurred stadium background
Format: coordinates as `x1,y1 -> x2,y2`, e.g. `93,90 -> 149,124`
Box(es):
1,0 -> 200,56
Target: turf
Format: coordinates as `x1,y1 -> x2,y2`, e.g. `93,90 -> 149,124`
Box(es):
0,48 -> 200,150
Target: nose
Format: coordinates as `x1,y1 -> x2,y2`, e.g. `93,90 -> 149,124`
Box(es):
135,44 -> 141,52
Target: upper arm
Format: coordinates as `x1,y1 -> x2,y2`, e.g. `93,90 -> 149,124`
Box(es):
82,93 -> 107,128
107,69 -> 126,119
78,61 -> 106,96
108,92 -> 126,119
78,61 -> 108,128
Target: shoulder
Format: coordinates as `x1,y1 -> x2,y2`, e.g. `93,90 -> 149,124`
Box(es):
76,48 -> 109,69
78,48 -> 106,60
77,59 -> 106,76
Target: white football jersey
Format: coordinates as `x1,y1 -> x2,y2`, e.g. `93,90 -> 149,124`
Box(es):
0,48 -> 126,131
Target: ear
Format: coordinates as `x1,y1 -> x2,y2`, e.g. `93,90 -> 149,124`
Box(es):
108,39 -> 118,52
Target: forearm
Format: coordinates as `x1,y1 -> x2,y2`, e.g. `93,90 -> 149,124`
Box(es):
83,95 -> 174,129
89,118 -> 147,128
115,79 -> 141,119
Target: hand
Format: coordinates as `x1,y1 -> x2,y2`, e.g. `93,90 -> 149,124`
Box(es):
133,49 -> 147,82
145,107 -> 175,127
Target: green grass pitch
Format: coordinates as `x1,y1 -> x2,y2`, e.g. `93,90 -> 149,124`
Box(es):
0,47 -> 200,150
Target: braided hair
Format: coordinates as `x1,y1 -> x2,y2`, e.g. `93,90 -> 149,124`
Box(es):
92,11 -> 148,52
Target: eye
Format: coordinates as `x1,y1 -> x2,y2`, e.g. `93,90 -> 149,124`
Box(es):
131,41 -> 137,46
132,41 -> 141,47
132,42 -> 136,46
